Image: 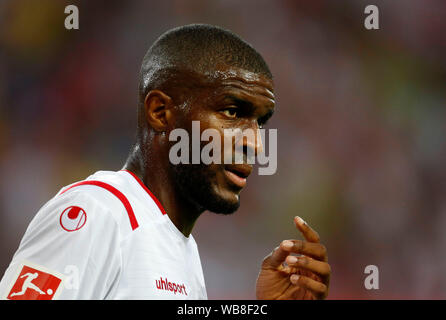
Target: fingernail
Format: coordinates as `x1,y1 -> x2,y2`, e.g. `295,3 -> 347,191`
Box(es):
295,216 -> 306,225
287,256 -> 298,264
290,274 -> 300,283
282,240 -> 293,249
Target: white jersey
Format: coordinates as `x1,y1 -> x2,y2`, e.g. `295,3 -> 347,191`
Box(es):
0,170 -> 207,300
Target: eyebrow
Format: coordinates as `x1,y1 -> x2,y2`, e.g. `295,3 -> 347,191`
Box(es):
227,95 -> 253,108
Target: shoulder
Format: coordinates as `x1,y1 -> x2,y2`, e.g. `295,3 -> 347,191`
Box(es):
30,171 -> 140,238
1,176 -> 127,299
24,187 -> 118,243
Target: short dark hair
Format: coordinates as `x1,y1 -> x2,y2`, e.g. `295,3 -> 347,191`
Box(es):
138,24 -> 272,104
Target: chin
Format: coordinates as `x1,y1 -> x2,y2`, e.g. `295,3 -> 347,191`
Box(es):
197,169 -> 243,214
205,188 -> 240,214
189,178 -> 241,214
171,163 -> 241,214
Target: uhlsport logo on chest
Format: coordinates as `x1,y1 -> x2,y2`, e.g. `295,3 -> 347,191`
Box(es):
155,277 -> 188,296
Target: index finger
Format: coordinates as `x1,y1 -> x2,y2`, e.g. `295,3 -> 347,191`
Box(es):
294,216 -> 320,243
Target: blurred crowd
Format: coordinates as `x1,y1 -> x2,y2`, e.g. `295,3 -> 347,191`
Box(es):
1,0 -> 445,299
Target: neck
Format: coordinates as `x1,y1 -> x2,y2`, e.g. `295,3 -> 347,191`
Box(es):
122,143 -> 203,237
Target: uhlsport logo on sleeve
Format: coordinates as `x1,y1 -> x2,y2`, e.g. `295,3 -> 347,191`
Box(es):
59,206 -> 87,232
6,263 -> 64,300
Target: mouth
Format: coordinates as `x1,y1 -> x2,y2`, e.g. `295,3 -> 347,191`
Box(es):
224,164 -> 253,188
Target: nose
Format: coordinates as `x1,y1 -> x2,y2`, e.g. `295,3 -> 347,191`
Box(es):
237,121 -> 264,159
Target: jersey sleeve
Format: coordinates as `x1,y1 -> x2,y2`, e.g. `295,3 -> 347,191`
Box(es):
0,190 -> 122,300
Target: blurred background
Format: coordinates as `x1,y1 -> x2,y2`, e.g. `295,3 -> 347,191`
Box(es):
1,0 -> 445,299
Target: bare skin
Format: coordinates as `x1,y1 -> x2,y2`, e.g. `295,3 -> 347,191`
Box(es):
256,216 -> 330,299
124,64 -> 331,299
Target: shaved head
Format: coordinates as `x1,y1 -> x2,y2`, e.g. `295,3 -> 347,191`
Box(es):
138,24 -> 272,107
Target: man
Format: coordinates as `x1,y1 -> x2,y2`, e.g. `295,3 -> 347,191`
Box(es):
0,24 -> 330,299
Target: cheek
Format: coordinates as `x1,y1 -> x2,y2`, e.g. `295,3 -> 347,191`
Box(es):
199,116 -> 226,157
186,112 -> 242,164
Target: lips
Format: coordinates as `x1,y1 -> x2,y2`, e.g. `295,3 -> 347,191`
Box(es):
224,164 -> 253,188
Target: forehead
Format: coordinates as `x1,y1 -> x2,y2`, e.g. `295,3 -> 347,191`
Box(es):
204,66 -> 275,107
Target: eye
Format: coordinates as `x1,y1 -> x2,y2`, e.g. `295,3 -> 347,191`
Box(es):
221,107 -> 238,119
257,117 -> 266,129
257,109 -> 273,129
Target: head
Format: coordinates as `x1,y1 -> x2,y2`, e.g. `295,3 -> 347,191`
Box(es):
137,24 -> 275,214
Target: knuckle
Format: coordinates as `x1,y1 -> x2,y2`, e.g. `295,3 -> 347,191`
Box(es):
300,257 -> 310,266
325,263 -> 331,274
319,244 -> 327,256
316,282 -> 327,294
298,276 -> 308,286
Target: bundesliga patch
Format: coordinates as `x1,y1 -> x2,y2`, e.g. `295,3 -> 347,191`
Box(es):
6,263 -> 64,300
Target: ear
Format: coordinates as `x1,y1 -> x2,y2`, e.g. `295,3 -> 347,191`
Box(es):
144,90 -> 173,132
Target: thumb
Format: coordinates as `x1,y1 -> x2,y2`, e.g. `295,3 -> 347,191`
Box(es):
264,240 -> 293,269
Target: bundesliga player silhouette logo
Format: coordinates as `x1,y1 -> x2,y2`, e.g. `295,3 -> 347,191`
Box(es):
7,265 -> 62,300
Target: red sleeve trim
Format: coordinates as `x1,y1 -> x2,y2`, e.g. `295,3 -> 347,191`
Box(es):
120,170 -> 167,215
60,180 -> 139,230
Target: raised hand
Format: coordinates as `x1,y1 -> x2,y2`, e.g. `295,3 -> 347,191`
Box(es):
256,216 -> 330,300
